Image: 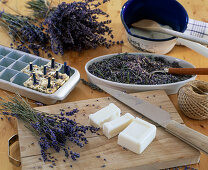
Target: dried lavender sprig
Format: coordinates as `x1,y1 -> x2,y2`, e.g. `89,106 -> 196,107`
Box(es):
80,78 -> 103,92
0,94 -> 99,162
163,165 -> 198,170
25,0 -> 53,19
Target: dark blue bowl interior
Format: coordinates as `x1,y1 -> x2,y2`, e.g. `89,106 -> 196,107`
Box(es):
121,0 -> 189,41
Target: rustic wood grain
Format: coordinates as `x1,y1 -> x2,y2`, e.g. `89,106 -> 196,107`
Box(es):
17,90 -> 200,170
0,0 -> 207,170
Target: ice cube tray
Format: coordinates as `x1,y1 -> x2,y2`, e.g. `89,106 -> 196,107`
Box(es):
0,45 -> 80,104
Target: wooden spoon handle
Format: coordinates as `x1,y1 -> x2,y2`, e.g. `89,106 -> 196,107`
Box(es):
168,68 -> 208,75
177,38 -> 208,58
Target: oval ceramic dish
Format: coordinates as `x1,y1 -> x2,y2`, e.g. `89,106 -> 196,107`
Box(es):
85,53 -> 196,95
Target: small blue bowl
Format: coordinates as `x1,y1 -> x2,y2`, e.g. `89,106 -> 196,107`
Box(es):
121,0 -> 189,54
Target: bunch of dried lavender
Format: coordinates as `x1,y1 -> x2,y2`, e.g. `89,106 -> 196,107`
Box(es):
26,0 -> 122,55
0,11 -> 49,56
0,0 -> 122,56
0,94 -> 99,162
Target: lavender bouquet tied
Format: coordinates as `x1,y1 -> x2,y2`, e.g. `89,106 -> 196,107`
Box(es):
0,0 -> 121,56
0,94 -> 99,163
26,0 -> 122,55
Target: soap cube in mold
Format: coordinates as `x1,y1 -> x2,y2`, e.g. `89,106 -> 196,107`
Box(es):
10,61 -> 28,71
89,103 -> 121,128
59,65 -> 75,76
7,51 -> 22,60
118,117 -> 156,154
0,58 -> 15,67
103,113 -> 135,139
0,48 -> 11,56
0,69 -> 18,81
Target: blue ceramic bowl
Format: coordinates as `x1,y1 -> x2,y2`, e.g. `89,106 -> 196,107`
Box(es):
121,0 -> 189,54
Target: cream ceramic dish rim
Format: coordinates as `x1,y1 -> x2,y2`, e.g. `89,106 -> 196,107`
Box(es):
85,52 -> 196,88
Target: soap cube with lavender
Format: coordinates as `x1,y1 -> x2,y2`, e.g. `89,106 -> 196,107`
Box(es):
46,58 -> 62,71
0,45 -> 80,104
22,58 -> 70,94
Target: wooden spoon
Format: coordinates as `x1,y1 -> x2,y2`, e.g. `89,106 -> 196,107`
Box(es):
132,19 -> 208,45
150,68 -> 208,75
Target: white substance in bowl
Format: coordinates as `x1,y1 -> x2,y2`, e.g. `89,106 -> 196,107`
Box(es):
130,25 -> 172,40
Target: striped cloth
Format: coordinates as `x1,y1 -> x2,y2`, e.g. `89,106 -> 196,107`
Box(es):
177,18 -> 208,45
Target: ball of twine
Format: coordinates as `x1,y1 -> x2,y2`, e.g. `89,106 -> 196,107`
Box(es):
178,80 -> 208,120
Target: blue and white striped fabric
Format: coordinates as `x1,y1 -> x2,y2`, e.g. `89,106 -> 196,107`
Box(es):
177,19 -> 208,45
186,19 -> 208,38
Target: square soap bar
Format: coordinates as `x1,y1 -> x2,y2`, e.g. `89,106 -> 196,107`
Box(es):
118,117 -> 156,154
103,113 -> 135,139
89,103 -> 121,128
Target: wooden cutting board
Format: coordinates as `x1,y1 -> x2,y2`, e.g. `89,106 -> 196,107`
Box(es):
17,90 -> 200,170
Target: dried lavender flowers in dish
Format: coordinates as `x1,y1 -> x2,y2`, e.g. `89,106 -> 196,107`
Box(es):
88,53 -> 192,85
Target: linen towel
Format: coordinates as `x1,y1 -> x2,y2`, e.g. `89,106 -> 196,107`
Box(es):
177,18 -> 208,45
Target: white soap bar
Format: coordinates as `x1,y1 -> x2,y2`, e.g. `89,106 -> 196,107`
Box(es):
103,113 -> 135,139
89,103 -> 121,128
118,117 -> 156,154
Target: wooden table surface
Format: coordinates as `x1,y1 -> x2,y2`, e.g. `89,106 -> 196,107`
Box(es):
0,0 -> 207,170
